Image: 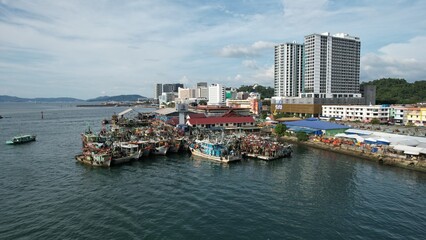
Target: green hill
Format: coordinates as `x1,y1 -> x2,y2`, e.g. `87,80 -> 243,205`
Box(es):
361,78 -> 426,104
0,95 -> 83,102
86,94 -> 146,102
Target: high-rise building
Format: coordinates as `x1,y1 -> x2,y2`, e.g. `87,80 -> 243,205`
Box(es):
303,32 -> 361,98
178,87 -> 196,100
196,87 -> 209,99
274,42 -> 304,97
163,83 -> 184,93
197,82 -> 208,88
154,83 -> 162,99
208,84 -> 225,105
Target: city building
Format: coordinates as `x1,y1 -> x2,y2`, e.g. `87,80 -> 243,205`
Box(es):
274,42 -> 304,97
360,85 -> 376,105
390,106 -> 405,125
226,88 -> 238,100
159,92 -> 176,105
196,87 -> 209,99
321,105 -> 390,123
154,83 -> 162,99
163,83 -> 184,93
208,84 -> 226,106
197,82 -> 208,88
186,115 -> 256,130
226,94 -> 262,115
178,87 -> 196,100
191,105 -> 251,117
405,108 -> 426,126
271,32 -> 367,117
303,32 -> 361,99
236,92 -> 249,100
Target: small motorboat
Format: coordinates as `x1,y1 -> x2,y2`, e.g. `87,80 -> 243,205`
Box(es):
6,135 -> 36,145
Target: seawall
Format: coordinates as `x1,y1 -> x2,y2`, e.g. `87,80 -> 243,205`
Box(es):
280,136 -> 426,173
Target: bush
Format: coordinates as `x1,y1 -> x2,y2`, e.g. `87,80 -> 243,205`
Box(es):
296,132 -> 309,141
370,119 -> 380,125
274,123 -> 287,136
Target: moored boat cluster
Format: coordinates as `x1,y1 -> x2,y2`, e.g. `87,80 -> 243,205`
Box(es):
75,112 -> 293,167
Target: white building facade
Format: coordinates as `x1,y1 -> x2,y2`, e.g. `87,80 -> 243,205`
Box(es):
208,84 -> 226,105
178,87 -> 196,100
274,42 -> 304,97
303,32 -> 361,98
392,106 -> 405,125
322,105 -> 390,123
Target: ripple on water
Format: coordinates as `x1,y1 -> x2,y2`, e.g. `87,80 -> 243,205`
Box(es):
1,105 -> 426,239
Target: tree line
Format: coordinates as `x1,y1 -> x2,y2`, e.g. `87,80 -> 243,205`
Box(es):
361,78 -> 426,104
236,78 -> 426,104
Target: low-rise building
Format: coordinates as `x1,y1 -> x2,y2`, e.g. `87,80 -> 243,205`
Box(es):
186,116 -> 255,130
322,105 -> 390,123
390,106 -> 405,125
405,108 -> 426,126
191,105 -> 251,117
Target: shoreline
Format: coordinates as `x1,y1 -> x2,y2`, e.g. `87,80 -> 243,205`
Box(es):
280,136 -> 426,173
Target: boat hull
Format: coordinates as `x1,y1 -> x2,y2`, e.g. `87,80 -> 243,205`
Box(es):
75,154 -> 111,167
6,135 -> 36,145
152,146 -> 169,155
111,151 -> 141,165
189,146 -> 241,162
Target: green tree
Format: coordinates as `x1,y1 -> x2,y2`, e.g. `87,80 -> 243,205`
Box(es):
198,100 -> 207,105
361,78 -> 426,104
370,118 -> 380,124
296,131 -> 309,141
236,85 -> 274,99
274,123 -> 287,136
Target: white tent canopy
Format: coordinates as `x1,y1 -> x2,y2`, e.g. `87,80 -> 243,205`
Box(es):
335,133 -> 365,143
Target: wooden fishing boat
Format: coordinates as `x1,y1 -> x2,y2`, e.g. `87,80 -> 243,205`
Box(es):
257,144 -> 293,160
111,142 -> 142,165
6,135 -> 36,145
152,140 -> 169,155
75,152 -> 112,167
189,140 -> 241,163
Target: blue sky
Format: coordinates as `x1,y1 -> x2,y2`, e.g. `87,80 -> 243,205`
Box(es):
0,0 -> 425,99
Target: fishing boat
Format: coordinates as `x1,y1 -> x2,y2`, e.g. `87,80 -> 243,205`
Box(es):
111,142 -> 142,165
75,152 -> 112,167
168,138 -> 185,153
189,140 -> 241,163
257,144 -> 293,160
151,140 -> 169,155
6,135 -> 36,145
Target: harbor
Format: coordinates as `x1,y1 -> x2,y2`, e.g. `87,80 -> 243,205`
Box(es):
1,103 -> 425,239
75,108 -> 293,167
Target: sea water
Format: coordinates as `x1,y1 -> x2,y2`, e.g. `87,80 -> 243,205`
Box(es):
0,103 -> 425,239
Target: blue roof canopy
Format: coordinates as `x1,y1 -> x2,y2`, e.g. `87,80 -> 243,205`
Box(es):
283,119 -> 349,130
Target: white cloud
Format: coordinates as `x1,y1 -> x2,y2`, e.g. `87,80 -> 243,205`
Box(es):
242,60 -> 259,69
218,41 -> 276,58
361,36 -> 426,81
179,75 -> 190,85
0,0 -> 425,98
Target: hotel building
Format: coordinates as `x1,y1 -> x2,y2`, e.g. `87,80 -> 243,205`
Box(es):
274,42 -> 304,97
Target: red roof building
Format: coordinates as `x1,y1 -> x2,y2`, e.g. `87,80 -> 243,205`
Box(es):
187,116 -> 255,129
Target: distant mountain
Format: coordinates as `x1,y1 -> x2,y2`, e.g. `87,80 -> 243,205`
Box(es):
86,94 -> 146,102
0,95 -> 83,102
